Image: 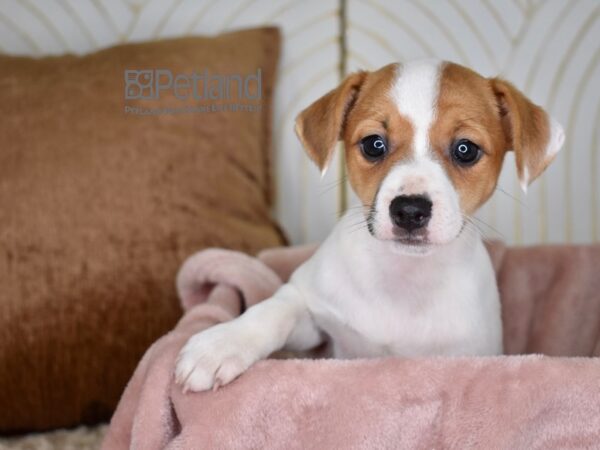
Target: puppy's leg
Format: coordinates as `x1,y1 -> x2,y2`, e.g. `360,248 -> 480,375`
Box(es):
175,283 -> 320,392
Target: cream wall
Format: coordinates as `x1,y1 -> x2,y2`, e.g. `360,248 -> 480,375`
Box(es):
1,0 -> 598,245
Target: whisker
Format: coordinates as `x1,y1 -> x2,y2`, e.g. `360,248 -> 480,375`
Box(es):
495,185 -> 526,207
344,204 -> 370,211
463,217 -> 486,239
318,180 -> 347,196
346,224 -> 369,235
319,174 -> 347,188
470,216 -> 505,239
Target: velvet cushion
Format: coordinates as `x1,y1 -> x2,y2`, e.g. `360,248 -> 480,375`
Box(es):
0,27 -> 285,432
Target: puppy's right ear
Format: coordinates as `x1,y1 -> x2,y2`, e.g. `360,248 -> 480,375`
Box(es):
295,71 -> 367,175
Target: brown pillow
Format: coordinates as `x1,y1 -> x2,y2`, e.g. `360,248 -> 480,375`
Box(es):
0,27 -> 285,432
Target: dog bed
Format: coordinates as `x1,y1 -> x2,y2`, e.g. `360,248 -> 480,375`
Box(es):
103,242 -> 600,449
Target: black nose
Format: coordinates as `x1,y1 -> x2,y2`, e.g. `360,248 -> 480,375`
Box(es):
389,195 -> 432,232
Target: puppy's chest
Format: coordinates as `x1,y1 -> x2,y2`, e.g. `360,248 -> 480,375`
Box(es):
308,275 -> 475,358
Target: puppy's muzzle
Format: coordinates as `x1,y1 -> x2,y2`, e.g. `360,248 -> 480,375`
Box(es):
389,195 -> 432,233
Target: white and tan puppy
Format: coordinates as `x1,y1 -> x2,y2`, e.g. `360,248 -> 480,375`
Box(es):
175,60 -> 564,392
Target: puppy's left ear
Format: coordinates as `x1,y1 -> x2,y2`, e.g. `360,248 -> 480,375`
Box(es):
295,71 -> 368,175
490,79 -> 564,191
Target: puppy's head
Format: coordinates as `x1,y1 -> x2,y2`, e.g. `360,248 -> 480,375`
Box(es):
295,60 -> 564,255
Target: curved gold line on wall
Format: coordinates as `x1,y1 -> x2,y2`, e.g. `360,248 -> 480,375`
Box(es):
90,0 -> 121,37
406,0 -> 471,65
447,0 -> 499,72
543,7 -> 599,242
514,0 -> 598,242
21,0 -> 70,52
264,0 -> 307,22
152,0 -> 184,38
221,0 -> 260,30
124,5 -> 142,39
347,21 -> 406,61
0,10 -> 40,53
60,0 -> 99,47
347,51 -> 374,69
365,0 -> 436,57
563,47 -> 600,239
522,0 -> 576,93
513,0 -> 527,16
286,11 -> 338,39
184,0 -> 220,34
280,37 -> 339,77
481,0 -> 513,43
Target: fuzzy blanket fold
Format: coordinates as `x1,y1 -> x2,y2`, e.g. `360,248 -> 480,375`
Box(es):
103,242 -> 600,449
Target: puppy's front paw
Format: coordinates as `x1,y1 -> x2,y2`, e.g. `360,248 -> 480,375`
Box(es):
175,323 -> 260,393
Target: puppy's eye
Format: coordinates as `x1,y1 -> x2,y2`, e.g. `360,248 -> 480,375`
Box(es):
451,139 -> 482,166
360,135 -> 387,161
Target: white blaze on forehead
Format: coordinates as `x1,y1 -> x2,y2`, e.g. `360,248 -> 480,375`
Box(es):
390,60 -> 443,158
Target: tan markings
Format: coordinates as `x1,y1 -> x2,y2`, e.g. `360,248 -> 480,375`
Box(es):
490,77 -> 552,185
295,71 -> 368,171
343,64 -> 414,206
430,63 -> 507,214
431,62 -> 555,215
296,63 -> 414,207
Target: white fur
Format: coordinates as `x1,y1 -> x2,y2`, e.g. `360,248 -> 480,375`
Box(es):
176,283 -> 318,392
176,212 -> 503,391
292,213 -> 502,358
373,60 -> 464,248
520,166 -> 530,193
175,59 -> 504,392
546,116 -> 565,160
390,60 -> 441,158
372,158 -> 463,248
520,116 -> 564,193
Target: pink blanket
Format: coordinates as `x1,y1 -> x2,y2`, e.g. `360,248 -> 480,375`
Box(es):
103,242 -> 600,449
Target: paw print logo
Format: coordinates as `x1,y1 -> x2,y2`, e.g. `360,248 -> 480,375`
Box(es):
124,70 -> 154,99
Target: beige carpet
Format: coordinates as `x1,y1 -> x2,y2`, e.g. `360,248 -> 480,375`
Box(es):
0,425 -> 106,450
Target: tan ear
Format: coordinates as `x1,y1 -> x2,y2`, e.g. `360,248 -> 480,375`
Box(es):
295,71 -> 368,175
490,78 -> 564,191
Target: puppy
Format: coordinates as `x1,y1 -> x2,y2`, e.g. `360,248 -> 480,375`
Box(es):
176,60 -> 564,392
